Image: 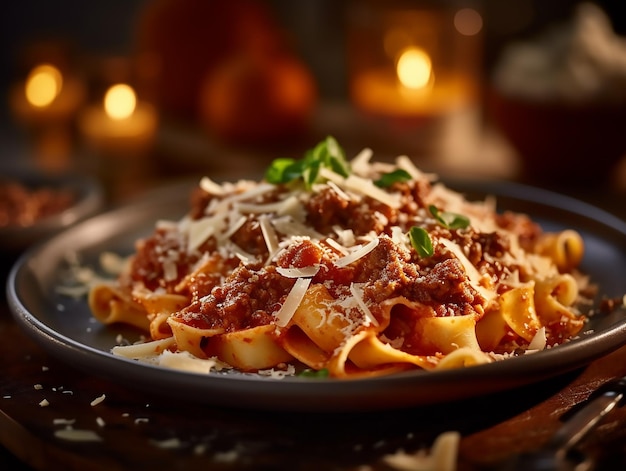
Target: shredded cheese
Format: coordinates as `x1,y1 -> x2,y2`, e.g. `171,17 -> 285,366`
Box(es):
334,237 -> 380,268
112,337 -> 176,359
350,283 -> 379,327
259,215 -> 280,261
159,350 -> 223,374
274,277 -> 312,327
344,175 -> 402,209
276,265 -> 320,278
54,428 -> 103,442
235,195 -> 299,215
438,238 -> 496,303
199,176 -> 225,195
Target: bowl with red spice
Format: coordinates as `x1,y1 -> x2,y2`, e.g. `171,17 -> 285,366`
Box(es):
0,170 -> 104,252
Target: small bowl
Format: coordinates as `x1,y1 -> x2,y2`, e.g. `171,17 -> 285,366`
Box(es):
488,88 -> 626,185
0,170 -> 104,253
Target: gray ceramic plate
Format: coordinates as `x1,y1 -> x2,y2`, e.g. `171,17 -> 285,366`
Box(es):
7,180 -> 626,412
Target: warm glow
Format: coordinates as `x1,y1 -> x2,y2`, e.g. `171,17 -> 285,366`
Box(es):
454,8 -> 483,36
384,27 -> 412,60
25,64 -> 63,108
104,84 -> 136,120
396,48 -> 432,89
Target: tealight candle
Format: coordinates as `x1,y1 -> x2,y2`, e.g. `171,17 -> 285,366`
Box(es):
79,82 -> 158,155
348,5 -> 482,121
9,63 -> 85,126
352,47 -> 474,119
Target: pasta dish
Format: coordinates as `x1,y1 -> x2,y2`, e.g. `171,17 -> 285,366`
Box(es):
89,137 -> 590,378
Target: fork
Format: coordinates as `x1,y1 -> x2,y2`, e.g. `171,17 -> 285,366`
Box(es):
496,376 -> 626,471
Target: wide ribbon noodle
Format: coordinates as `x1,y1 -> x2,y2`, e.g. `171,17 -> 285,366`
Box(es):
90,137 -> 590,378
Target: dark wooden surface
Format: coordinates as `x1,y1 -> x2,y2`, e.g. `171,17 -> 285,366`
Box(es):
2,288 -> 626,471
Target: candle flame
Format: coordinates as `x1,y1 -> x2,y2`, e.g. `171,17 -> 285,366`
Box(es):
25,64 -> 63,108
396,48 -> 432,90
104,84 -> 136,120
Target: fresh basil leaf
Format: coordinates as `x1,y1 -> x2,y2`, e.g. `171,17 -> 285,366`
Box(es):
283,159 -> 307,182
264,136 -> 351,189
408,226 -> 433,258
325,136 -> 350,177
299,368 -> 330,378
429,205 -> 470,230
303,160 -> 321,189
265,158 -> 296,183
375,169 -> 412,188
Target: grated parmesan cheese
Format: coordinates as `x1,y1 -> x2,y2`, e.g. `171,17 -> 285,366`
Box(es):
344,175 -> 402,209
151,437 -> 183,449
438,238 -> 496,303
383,431 -> 460,471
53,418 -> 76,426
54,428 -> 103,442
259,215 -> 280,261
334,237 -> 380,268
274,277 -> 312,327
158,350 -> 228,374
349,147 -> 374,175
199,176 -> 225,195
90,394 -> 106,406
350,283 -> 379,327
276,265 -> 320,278
527,327 -> 547,352
324,237 -> 349,255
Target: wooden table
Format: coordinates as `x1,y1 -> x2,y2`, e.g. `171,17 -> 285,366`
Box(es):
2,119 -> 626,470
2,283 -> 626,471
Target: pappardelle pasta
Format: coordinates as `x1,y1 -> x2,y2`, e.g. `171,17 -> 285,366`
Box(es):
89,137 -> 591,378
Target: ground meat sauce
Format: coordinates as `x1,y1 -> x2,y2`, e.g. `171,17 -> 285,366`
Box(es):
496,211 -> 542,251
125,170 -> 546,346
0,181 -> 74,227
230,218 -> 268,258
177,264 -> 294,331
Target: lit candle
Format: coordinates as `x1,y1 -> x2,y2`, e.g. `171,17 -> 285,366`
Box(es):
9,63 -> 85,125
79,83 -> 158,155
348,5 -> 482,121
351,47 -> 472,119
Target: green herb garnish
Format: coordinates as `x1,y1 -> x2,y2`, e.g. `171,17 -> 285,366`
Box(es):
429,205 -> 470,230
374,169 -> 412,188
298,368 -> 330,378
265,136 -> 350,190
408,226 -> 433,258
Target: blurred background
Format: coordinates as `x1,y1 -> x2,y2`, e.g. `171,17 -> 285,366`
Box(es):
1,0 -> 626,205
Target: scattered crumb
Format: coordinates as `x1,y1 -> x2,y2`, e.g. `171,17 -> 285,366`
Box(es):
53,419 -> 76,426
213,449 -> 239,463
382,431 -> 460,471
54,428 -> 102,442
150,437 -> 183,450
90,394 -> 106,406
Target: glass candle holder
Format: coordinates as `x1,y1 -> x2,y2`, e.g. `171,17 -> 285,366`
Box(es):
347,0 -> 483,157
